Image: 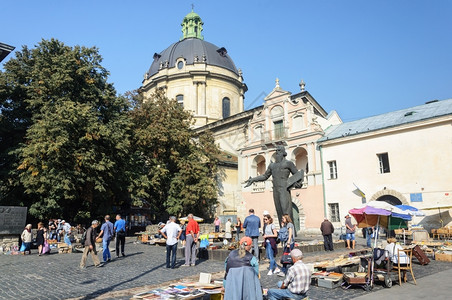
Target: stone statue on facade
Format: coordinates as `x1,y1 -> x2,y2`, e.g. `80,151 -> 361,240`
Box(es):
244,145 -> 304,225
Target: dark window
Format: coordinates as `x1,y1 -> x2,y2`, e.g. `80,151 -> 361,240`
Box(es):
377,153 -> 390,173
328,161 -> 337,179
274,120 -> 284,139
177,61 -> 184,70
176,94 -> 183,108
329,203 -> 340,222
222,97 -> 230,118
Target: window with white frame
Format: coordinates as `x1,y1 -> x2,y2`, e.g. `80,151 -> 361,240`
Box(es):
328,203 -> 340,222
176,94 -> 183,107
328,160 -> 337,179
377,153 -> 390,173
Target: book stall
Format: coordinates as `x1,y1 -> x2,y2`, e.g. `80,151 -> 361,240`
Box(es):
132,273 -> 223,300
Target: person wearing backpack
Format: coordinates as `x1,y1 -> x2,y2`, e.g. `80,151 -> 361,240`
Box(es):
97,215 -> 115,263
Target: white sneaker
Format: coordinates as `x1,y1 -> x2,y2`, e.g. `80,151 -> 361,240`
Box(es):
277,272 -> 285,277
267,270 -> 273,276
274,268 -> 281,274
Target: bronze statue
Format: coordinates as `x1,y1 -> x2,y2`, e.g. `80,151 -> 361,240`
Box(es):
245,145 -> 304,225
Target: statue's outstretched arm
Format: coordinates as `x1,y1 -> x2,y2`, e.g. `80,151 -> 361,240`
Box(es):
244,166 -> 272,187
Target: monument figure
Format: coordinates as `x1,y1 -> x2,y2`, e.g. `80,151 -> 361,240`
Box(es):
245,146 -> 304,225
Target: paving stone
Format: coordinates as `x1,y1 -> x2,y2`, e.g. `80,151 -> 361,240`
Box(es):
0,236 -> 451,299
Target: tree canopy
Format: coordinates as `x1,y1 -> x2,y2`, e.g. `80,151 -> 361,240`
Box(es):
0,39 -> 221,222
128,90 -> 220,218
1,39 -> 131,221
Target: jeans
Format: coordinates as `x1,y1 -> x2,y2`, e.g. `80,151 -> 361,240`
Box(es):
267,286 -> 306,300
235,228 -> 240,241
102,239 -> 111,261
166,243 -> 178,268
215,225 -> 219,232
251,236 -> 259,259
64,233 -> 72,246
266,241 -> 276,271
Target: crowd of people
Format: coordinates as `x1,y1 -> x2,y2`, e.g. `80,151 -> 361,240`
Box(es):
19,218 -> 75,255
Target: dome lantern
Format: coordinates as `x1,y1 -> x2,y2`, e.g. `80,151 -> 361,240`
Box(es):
181,9 -> 204,40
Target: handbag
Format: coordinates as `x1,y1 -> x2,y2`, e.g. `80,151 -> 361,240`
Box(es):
280,247 -> 293,264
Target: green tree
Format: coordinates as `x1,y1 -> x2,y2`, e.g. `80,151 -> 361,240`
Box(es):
0,39 -> 131,221
128,91 -> 220,218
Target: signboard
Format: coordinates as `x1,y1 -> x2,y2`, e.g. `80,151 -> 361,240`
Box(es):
0,206 -> 28,235
410,193 -> 423,203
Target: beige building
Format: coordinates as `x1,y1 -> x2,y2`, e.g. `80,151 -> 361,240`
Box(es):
318,99 -> 452,231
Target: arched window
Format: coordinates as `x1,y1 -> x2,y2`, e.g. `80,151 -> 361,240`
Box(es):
252,155 -> 266,176
176,94 -> 183,107
222,97 -> 230,118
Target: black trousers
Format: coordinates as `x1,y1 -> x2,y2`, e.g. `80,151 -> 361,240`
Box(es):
323,234 -> 334,251
116,234 -> 125,255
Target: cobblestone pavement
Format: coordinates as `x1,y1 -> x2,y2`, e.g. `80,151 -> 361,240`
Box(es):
1,237 -> 451,300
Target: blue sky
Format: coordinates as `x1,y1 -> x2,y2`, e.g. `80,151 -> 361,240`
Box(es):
2,0 -> 451,121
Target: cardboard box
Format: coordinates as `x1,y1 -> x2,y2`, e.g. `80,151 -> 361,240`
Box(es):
435,253 -> 452,262
317,277 -> 343,289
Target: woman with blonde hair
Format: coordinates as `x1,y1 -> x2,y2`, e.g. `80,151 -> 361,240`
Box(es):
279,214 -> 295,276
281,214 -> 295,250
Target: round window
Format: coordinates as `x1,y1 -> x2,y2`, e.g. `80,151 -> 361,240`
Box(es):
177,61 -> 184,70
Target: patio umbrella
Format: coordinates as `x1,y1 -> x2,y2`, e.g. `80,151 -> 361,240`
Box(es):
395,205 -> 425,216
421,204 -> 452,227
349,202 -> 412,248
178,215 -> 204,222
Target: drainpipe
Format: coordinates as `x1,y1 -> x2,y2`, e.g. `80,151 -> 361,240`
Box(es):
319,145 -> 327,217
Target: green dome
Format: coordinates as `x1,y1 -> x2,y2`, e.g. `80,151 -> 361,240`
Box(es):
181,10 -> 204,40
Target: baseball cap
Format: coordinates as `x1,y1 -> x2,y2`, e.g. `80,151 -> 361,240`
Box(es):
240,236 -> 252,246
290,249 -> 303,257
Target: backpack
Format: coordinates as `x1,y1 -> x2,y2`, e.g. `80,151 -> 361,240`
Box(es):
80,230 -> 87,244
278,226 -> 289,243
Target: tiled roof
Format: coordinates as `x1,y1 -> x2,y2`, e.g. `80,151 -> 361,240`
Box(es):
319,99 -> 452,142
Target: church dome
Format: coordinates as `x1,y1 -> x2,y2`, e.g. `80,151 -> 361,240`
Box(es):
147,38 -> 239,77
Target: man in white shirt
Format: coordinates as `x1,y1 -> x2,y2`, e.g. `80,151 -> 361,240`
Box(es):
160,216 -> 182,269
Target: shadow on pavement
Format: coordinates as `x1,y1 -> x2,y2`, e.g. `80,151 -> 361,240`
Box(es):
79,262 -> 167,299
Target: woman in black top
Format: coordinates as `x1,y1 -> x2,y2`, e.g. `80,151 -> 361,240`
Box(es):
235,217 -> 242,241
36,222 -> 46,256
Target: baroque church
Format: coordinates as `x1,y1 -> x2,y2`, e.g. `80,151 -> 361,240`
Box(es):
139,10 -> 341,232
140,10 -> 452,232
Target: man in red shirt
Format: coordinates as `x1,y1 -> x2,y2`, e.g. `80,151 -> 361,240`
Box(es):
183,214 -> 200,266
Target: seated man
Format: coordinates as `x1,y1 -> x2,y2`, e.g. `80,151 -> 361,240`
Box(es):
267,249 -> 310,300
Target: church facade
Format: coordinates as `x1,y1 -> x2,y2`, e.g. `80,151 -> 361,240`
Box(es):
140,10 -> 342,232
139,10 -> 452,233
